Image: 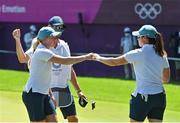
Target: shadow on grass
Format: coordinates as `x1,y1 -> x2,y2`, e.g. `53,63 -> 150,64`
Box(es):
169,80 -> 180,86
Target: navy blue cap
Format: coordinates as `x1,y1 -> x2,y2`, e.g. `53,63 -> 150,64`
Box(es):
48,16 -> 64,26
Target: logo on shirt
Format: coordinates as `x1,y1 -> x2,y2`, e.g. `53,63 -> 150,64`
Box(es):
52,63 -> 61,71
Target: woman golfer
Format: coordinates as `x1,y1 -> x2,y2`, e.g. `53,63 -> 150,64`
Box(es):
93,25 -> 170,122
12,16 -> 88,122
12,26 -> 93,122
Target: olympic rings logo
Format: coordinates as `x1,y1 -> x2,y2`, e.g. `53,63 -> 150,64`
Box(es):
134,3 -> 162,19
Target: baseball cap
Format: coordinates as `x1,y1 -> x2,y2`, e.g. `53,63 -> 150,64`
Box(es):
132,25 -> 158,38
37,26 -> 61,41
48,16 -> 65,26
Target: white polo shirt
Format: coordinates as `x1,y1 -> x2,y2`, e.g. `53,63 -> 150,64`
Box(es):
123,44 -> 169,96
50,40 -> 72,88
25,48 -> 33,59
24,44 -> 55,94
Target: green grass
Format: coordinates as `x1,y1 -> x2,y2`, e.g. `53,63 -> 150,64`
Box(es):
0,69 -> 180,122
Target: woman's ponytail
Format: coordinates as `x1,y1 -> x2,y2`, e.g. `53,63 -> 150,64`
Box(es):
30,38 -> 40,53
154,32 -> 165,57
27,38 -> 40,69
149,32 -> 166,57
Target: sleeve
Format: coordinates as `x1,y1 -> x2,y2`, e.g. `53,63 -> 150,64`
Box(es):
35,49 -> 55,62
25,48 -> 33,58
123,49 -> 142,63
163,57 -> 169,68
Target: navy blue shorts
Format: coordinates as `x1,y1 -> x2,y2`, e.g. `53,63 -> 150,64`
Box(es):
60,101 -> 77,119
129,92 -> 166,121
22,89 -> 56,121
52,87 -> 77,119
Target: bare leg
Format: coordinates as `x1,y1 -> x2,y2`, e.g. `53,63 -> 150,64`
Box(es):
148,118 -> 162,122
45,114 -> 58,122
67,115 -> 78,123
130,118 -> 142,123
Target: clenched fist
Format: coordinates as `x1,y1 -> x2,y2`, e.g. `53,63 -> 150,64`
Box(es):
12,29 -> 21,41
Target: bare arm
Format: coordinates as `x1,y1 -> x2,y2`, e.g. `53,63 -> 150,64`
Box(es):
93,54 -> 128,66
162,68 -> 170,83
12,29 -> 29,63
70,68 -> 81,92
70,68 -> 86,98
49,53 -> 93,65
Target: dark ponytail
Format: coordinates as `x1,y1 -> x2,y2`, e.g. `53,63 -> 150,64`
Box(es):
148,32 -> 166,57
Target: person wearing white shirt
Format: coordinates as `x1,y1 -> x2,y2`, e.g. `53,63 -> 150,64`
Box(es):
12,16 -> 88,122
48,16 -> 87,123
93,25 -> 170,122
12,26 -> 93,122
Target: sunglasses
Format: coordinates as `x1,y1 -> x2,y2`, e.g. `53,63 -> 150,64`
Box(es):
53,25 -> 65,32
137,36 -> 145,39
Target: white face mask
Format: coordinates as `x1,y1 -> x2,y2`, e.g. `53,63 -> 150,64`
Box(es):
125,33 -> 130,36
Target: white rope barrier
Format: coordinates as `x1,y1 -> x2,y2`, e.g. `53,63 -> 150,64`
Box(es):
72,53 -> 180,61
0,50 -> 16,54
0,50 -> 180,61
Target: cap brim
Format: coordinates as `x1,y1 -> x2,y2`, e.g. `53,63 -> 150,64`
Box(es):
52,23 -> 62,26
132,31 -> 140,36
51,32 -> 62,37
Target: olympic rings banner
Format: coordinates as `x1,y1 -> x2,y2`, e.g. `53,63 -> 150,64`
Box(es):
134,3 -> 162,20
0,0 -> 180,25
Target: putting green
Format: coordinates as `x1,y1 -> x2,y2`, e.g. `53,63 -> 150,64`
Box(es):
0,91 -> 180,122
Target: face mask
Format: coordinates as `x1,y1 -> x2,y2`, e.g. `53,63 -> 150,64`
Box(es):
125,33 -> 130,36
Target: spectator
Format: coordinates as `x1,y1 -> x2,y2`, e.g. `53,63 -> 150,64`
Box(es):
169,30 -> 180,81
23,25 -> 37,50
120,27 -> 137,79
